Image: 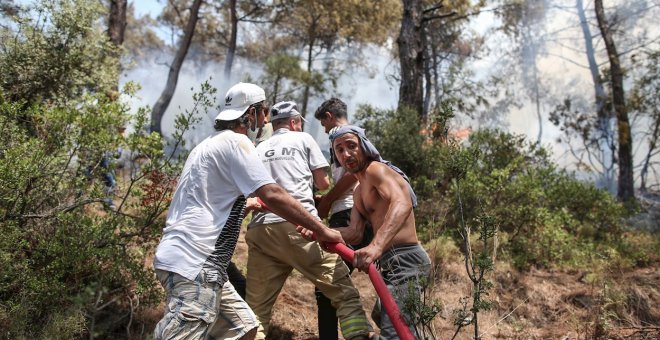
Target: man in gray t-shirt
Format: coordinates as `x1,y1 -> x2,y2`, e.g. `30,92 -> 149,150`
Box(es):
246,101 -> 370,340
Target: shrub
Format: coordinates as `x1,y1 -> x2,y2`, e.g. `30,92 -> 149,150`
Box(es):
425,235 -> 461,270
354,104 -> 427,178
0,92 -> 162,338
0,0 -> 119,105
357,107 -> 642,272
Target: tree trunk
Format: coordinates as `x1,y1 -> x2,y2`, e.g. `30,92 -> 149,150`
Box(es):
532,59 -> 542,144
397,0 -> 424,116
108,0 -> 127,46
107,0 -> 127,93
594,0 -> 635,203
431,42 -> 440,107
577,0 -> 616,192
150,0 -> 204,134
223,0 -> 238,81
422,25 -> 433,120
272,73 -> 281,104
639,118 -> 659,191
301,30 -> 316,120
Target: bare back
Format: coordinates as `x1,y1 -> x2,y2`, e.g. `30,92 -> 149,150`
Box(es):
353,161 -> 418,250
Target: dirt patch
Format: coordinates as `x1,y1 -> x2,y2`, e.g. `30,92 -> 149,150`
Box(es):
254,255 -> 659,339
140,228 -> 659,339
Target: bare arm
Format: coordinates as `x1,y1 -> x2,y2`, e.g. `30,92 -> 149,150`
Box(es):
255,183 -> 342,244
352,165 -> 413,271
317,171 -> 357,219
312,167 -> 330,191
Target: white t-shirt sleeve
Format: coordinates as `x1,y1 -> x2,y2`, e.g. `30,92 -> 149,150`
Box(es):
305,133 -> 329,170
230,136 -> 276,196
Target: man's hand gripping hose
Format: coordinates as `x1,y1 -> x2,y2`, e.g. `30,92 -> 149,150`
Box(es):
256,198 -> 414,340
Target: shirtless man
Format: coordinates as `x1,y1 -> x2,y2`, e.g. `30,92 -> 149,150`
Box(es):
320,125 -> 430,339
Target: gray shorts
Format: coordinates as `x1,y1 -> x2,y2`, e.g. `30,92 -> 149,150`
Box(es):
154,269 -> 258,340
375,243 -> 431,339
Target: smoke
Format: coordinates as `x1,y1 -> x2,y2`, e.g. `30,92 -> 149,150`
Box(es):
120,56 -> 221,145
120,45 -> 399,152
122,0 -> 659,189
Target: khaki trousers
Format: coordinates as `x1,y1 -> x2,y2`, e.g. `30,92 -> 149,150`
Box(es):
245,222 -> 369,339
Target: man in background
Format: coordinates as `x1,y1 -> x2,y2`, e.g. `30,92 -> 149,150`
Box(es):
246,101 -> 371,340
313,98 -> 374,339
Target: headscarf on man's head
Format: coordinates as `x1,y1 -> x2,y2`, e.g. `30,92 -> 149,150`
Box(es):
329,125 -> 417,208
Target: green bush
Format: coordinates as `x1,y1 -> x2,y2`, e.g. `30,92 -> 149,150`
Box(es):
0,0 -> 119,105
0,92 -> 169,338
614,232 -> 660,267
0,2 -> 221,336
356,106 -> 648,272
354,104 -> 428,178
0,70 -> 219,337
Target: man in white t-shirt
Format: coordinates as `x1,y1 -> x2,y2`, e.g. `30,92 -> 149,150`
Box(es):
152,83 -> 344,340
246,101 -> 371,340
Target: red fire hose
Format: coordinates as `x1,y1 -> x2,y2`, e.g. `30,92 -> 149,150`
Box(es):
256,198 -> 415,340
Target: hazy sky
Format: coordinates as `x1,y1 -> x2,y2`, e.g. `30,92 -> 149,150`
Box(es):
124,1 -> 401,150
120,0 -> 658,187
133,0 -> 161,18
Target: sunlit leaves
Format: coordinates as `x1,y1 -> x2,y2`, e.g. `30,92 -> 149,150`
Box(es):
0,0 -> 119,104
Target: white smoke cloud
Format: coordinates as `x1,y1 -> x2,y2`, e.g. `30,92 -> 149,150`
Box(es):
120,46 -> 400,152
123,0 -> 659,189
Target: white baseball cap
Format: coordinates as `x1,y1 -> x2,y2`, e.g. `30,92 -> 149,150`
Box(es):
215,82 -> 266,121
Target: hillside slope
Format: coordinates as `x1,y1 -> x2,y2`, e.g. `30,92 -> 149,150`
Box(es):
232,229 -> 659,339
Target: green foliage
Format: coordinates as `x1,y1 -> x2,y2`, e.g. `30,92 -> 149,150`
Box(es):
260,53 -> 324,104
615,231 -> 660,267
0,88 -> 156,338
0,0 -> 119,104
442,130 -> 635,270
401,276 -> 442,340
354,105 -> 427,178
452,205 -> 497,339
0,6 -> 220,331
359,104 -> 648,273
0,77 -> 220,337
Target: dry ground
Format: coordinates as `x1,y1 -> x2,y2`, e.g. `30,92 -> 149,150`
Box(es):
139,225 -> 659,339
254,260 -> 659,339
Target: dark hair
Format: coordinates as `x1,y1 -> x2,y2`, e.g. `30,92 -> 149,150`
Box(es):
213,101 -> 265,131
252,101 -> 267,115
214,112 -> 249,131
314,97 -> 347,120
